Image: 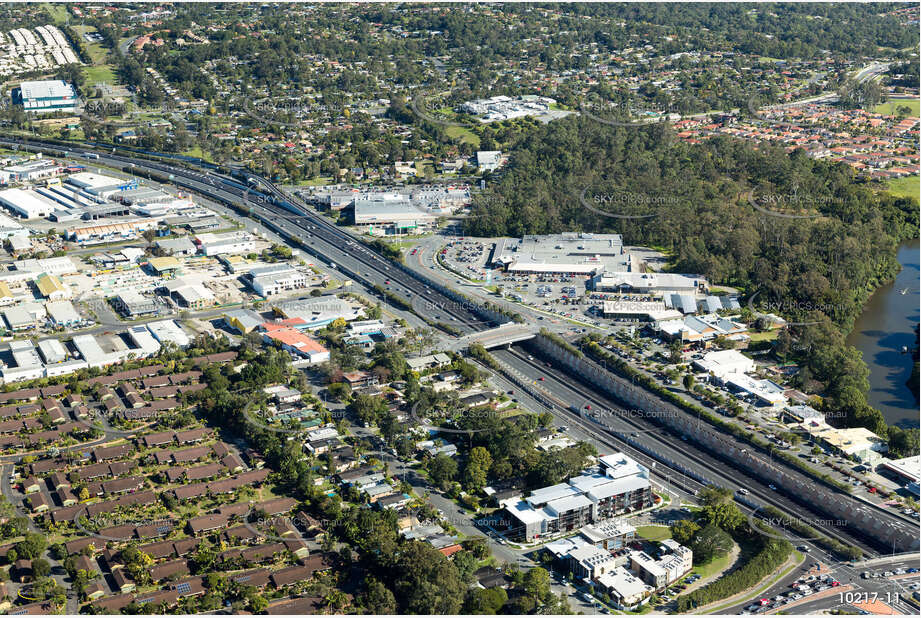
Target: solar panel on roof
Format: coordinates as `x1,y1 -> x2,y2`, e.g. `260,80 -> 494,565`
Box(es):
175,582 -> 191,594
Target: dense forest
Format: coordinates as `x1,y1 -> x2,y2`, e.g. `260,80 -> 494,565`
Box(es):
467,115 -> 918,453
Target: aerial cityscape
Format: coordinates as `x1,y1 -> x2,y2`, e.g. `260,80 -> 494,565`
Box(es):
0,1 -> 916,616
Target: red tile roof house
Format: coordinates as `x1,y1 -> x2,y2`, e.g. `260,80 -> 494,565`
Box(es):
186,462 -> 226,481
172,445 -> 212,464
266,596 -> 324,614
175,427 -> 210,443
13,559 -> 32,582
239,542 -> 287,564
5,601 -> 53,615
262,328 -> 330,364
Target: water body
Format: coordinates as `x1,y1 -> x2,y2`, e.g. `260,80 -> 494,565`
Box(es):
846,238 -> 920,429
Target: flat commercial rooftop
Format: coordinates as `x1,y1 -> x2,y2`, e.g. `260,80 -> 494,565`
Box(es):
879,455 -> 921,483
505,499 -> 554,525
492,233 -> 628,274
353,199 -> 438,224
65,172 -> 122,190
525,482 -> 582,506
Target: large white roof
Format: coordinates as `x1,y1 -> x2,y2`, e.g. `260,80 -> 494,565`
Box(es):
596,567 -> 652,599
505,500 -> 555,525
19,80 -> 75,100
545,493 -> 593,515
693,349 -> 755,378
525,482 -> 582,506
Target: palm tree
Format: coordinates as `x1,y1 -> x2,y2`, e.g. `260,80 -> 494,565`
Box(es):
324,589 -> 348,610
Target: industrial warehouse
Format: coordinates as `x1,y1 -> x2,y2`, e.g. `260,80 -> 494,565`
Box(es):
12,79 -> 78,113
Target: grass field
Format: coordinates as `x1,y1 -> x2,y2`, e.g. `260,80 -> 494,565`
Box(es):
445,125 -> 480,147
636,525 -> 673,541
181,146 -> 213,162
72,25 -> 109,65
884,175 -> 920,200
748,330 -> 780,342
415,161 -> 436,177
874,99 -> 920,117
692,545 -> 736,579
43,3 -> 69,24
83,65 -> 117,88
296,177 -> 335,186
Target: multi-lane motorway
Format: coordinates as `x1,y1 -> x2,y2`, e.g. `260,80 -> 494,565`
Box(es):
3,136 -> 918,561
494,346 -> 888,557
0,137 -> 492,337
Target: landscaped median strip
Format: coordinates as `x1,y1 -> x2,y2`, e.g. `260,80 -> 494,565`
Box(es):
692,551 -> 805,615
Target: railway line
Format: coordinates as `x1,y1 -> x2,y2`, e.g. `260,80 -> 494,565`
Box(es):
496,346 -> 886,556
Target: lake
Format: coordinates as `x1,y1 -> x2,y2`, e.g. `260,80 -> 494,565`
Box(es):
846,238 -> 920,429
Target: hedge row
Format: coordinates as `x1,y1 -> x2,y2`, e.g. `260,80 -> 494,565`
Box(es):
760,505 -> 862,560
540,328 -> 582,357
468,342 -> 500,370
372,284 -> 412,311
676,526 -> 792,611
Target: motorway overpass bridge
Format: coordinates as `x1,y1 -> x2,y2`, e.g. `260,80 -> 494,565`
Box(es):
452,323 -> 537,351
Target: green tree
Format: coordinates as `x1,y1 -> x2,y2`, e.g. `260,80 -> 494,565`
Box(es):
670,519 -> 701,545
698,485 -> 734,506
700,502 -> 745,532
388,540 -> 466,614
691,524 -> 734,564
14,533 -> 47,559
668,341 -> 684,363
522,567 -> 552,604
453,550 -> 479,583
462,537 -> 490,560
360,578 -> 396,614
31,558 -> 51,578
428,453 -> 458,490
463,446 -> 492,493
463,587 -> 508,614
